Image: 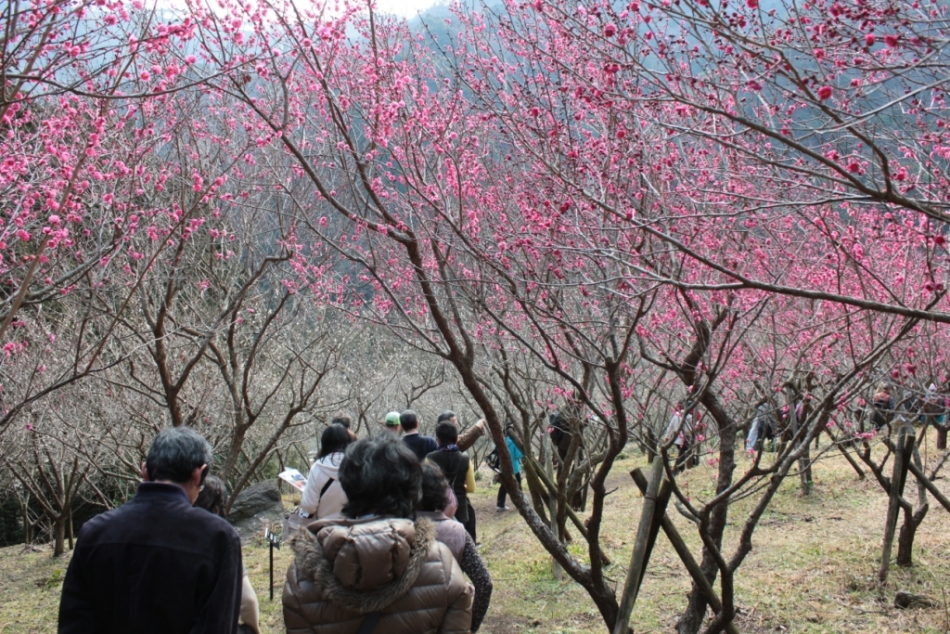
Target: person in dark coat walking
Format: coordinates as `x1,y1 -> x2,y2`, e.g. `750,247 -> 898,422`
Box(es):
436,410 -> 485,537
58,426 -> 243,634
426,422 -> 476,540
401,409 -> 439,461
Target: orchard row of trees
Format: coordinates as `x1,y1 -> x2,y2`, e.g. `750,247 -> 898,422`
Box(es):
2,0 -> 949,632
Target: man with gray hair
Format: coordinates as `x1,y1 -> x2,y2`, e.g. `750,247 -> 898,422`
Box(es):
59,427 -> 243,634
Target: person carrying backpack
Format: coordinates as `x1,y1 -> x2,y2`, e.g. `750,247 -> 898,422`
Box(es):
871,383 -> 895,431
495,424 -> 523,512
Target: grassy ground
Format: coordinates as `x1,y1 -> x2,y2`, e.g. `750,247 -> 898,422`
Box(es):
2,434 -> 949,633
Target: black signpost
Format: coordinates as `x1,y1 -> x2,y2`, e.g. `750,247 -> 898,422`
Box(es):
264,526 -> 282,601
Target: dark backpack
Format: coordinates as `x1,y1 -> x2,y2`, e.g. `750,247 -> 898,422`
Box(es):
871,407 -> 888,431
548,413 -> 568,446
485,448 -> 501,473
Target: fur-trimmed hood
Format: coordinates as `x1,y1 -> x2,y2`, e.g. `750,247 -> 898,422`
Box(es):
289,517 -> 436,613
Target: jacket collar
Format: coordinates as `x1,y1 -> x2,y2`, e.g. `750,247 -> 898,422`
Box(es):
135,481 -> 192,505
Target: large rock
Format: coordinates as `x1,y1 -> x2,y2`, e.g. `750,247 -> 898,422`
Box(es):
228,481 -> 284,541
227,481 -> 286,542
229,480 -> 282,522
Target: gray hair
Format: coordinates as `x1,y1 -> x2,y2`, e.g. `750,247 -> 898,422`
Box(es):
146,427 -> 213,484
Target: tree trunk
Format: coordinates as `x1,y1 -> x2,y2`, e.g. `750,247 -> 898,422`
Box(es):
630,469 -> 740,634
671,311 -> 737,634
937,426 -> 947,450
448,356 -> 624,631
220,423 -> 249,483
677,398 -> 737,634
52,515 -> 66,557
879,432 -> 912,583
896,504 -> 929,567
22,497 -> 31,544
541,434 -> 562,580
523,461 -> 552,526
787,391 -> 812,496
643,428 -> 657,464
798,446 -> 812,496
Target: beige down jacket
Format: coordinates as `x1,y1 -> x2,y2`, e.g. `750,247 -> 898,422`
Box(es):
283,517 -> 473,634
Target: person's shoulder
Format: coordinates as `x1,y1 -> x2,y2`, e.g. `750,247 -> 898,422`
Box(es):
417,522 -> 457,570
427,535 -> 456,561
74,504 -> 124,542
423,538 -> 470,597
187,505 -> 241,541
317,452 -> 344,466
433,515 -> 466,538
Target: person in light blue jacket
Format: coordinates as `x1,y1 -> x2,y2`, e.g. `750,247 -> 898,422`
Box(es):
496,424 -> 523,511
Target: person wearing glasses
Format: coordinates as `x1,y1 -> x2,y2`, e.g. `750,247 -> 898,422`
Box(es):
58,426 -> 243,634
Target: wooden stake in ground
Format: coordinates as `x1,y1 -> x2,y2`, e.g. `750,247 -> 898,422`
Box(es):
826,427 -> 866,480
879,429 -> 913,583
630,469 -> 741,634
905,457 -> 950,513
612,456 -> 665,634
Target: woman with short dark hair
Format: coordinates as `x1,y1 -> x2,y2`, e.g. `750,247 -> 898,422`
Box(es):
284,437 -> 473,633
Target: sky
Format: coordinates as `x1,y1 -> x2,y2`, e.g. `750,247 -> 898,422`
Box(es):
376,0 -> 440,16
154,0 -> 444,21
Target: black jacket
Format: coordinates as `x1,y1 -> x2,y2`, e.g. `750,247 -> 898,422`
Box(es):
58,482 -> 243,634
426,450 -> 471,523
402,433 -> 439,462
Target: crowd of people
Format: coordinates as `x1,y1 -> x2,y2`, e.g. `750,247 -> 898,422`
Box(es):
741,381 -> 950,455
60,386 -> 942,632
58,409 -> 522,634
285,408 -> 498,632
